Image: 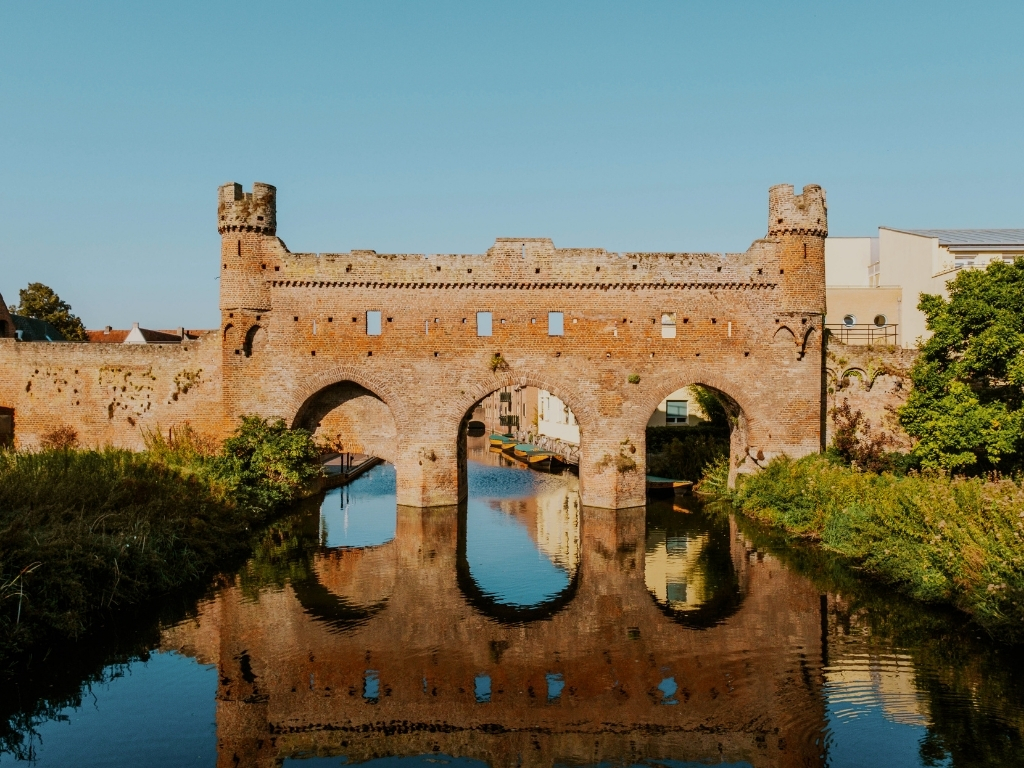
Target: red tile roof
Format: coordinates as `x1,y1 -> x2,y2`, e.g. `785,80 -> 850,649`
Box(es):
85,328 -> 210,343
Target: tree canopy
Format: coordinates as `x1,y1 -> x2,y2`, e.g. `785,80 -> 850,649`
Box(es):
8,283 -> 87,341
899,259 -> 1024,472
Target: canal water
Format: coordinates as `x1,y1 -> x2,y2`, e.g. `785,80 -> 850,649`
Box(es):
3,453 -> 1024,767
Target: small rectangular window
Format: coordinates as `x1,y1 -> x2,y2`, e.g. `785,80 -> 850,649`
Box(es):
548,311 -> 564,336
477,311 -> 492,337
366,311 -> 382,336
661,312 -> 677,339
666,400 -> 688,424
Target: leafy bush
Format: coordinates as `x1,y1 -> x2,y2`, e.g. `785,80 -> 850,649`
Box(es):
723,454 -> 1024,641
217,416 -> 322,511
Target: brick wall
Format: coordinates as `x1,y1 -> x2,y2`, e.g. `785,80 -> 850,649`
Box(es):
0,182 -> 828,509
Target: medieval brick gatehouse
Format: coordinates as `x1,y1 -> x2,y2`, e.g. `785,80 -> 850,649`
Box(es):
0,182 -> 827,509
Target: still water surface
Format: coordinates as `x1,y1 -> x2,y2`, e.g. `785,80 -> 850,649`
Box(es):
3,454 -> 1024,767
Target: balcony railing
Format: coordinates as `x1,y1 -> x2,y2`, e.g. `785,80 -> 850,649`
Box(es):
826,323 -> 899,346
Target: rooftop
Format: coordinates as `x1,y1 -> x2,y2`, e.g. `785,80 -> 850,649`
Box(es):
885,228 -> 1024,251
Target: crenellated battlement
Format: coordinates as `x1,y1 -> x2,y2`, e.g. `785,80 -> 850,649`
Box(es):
218,182 -> 277,236
768,183 -> 827,238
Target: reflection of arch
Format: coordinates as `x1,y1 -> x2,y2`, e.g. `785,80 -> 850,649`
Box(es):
291,572 -> 388,633
293,380 -> 398,465
242,325 -> 266,357
643,499 -> 745,629
455,501 -> 580,624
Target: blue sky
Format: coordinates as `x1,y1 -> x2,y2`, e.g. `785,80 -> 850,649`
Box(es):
2,1 -> 1022,328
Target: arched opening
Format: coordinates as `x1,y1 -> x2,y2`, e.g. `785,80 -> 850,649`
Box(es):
644,384 -> 737,492
242,324 -> 266,357
292,380 -> 398,467
0,406 -> 13,449
454,385 -> 582,621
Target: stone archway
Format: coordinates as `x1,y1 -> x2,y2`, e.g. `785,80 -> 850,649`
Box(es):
635,371 -> 759,489
291,377 -> 399,466
448,370 -> 594,503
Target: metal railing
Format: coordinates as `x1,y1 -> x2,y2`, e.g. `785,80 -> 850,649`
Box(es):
826,323 -> 899,346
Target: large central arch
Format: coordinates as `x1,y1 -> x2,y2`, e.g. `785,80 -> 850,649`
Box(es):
449,369 -> 594,503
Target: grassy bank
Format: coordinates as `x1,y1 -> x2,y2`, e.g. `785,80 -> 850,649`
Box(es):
705,454 -> 1024,641
0,418 -> 321,671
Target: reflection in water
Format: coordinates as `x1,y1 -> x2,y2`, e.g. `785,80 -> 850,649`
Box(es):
643,499 -> 744,628
7,459 -> 1024,767
464,458 -> 580,607
320,463 -> 397,549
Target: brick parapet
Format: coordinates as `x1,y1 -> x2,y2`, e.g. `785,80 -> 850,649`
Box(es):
0,182 -> 827,509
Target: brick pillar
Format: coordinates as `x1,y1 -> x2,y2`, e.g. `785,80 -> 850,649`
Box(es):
394,438 -> 460,508
578,428 -> 647,510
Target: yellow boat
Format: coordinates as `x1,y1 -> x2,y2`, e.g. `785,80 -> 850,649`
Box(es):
489,433 -> 517,448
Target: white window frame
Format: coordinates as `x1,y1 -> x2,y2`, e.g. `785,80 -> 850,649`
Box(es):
477,311 -> 492,337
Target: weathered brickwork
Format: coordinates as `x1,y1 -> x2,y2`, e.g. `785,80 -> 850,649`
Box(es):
0,182 -> 828,509
0,335 -> 224,450
162,506 -> 827,768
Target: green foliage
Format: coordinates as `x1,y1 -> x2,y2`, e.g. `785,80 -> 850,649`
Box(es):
647,429 -> 729,482
691,385 -> 730,428
9,283 -> 87,342
899,259 -> 1024,472
0,416 -> 321,671
724,454 -> 1024,641
217,416 -> 322,511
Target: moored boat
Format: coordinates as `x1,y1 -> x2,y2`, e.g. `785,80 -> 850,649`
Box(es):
646,475 -> 694,496
489,433 -> 517,447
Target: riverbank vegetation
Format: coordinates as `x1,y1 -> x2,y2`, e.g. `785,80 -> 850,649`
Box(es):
706,454 -> 1024,640
0,417 -> 321,672
700,260 -> 1024,641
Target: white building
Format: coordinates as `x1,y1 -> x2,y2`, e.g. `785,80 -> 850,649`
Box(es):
826,229 -> 1024,348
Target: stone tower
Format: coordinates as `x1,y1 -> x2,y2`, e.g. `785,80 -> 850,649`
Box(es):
218,182 -> 279,313
768,183 -> 828,315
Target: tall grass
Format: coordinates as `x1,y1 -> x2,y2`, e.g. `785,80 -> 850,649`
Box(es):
0,418 -> 321,670
715,454 -> 1024,641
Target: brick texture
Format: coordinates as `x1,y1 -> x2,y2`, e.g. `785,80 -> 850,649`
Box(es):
0,182 -> 828,509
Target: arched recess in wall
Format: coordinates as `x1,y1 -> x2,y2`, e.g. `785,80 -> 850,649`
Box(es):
242,324 -> 267,357
291,379 -> 399,467
639,374 -> 753,490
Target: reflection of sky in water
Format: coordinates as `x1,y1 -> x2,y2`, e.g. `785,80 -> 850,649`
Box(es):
320,464 -> 397,549
0,651 -> 217,767
465,459 -> 578,607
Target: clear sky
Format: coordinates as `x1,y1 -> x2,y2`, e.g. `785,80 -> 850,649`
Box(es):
2,1 -> 1022,329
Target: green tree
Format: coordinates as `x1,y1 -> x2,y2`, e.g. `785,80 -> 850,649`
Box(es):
899,259 -> 1024,472
8,283 -> 87,341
